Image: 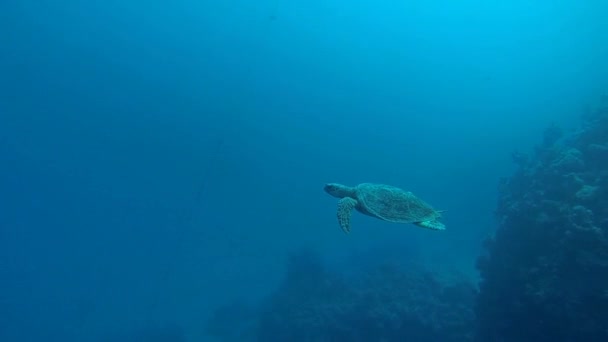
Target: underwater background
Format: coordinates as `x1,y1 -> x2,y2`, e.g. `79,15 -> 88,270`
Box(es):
1,0 -> 608,341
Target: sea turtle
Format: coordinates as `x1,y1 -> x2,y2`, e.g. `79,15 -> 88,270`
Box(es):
324,182 -> 446,233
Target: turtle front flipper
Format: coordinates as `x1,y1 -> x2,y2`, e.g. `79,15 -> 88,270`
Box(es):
337,197 -> 358,233
416,220 -> 446,230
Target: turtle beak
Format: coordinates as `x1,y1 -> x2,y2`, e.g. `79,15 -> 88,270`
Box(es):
324,183 -> 340,197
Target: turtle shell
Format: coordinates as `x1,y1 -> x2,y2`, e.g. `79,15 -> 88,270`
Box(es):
356,183 -> 441,223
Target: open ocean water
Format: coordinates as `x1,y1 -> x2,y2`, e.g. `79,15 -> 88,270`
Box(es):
1,1 -> 607,341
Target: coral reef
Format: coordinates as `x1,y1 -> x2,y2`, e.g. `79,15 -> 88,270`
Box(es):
477,98 -> 608,341
98,321 -> 186,342
208,248 -> 476,342
208,96 -> 608,342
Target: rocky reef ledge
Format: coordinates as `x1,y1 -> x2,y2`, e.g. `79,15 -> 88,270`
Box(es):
476,96 -> 608,342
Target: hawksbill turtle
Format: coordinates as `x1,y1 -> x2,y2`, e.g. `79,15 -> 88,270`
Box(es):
324,182 -> 446,233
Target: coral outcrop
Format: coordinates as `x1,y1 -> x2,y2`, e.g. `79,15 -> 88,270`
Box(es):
208,248 -> 476,342
476,98 -> 608,341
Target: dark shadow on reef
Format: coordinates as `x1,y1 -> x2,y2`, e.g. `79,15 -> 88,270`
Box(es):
476,96 -> 608,342
206,247 -> 476,342
97,321 -> 186,342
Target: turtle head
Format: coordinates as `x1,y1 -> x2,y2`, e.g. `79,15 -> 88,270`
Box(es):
324,183 -> 354,198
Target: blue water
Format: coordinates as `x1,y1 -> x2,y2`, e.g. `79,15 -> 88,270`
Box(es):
1,0 -> 607,341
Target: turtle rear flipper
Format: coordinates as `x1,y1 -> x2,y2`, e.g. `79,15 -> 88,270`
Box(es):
337,197 -> 357,234
416,220 -> 446,230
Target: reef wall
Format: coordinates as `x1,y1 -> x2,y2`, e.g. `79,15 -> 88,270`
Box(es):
476,97 -> 608,341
